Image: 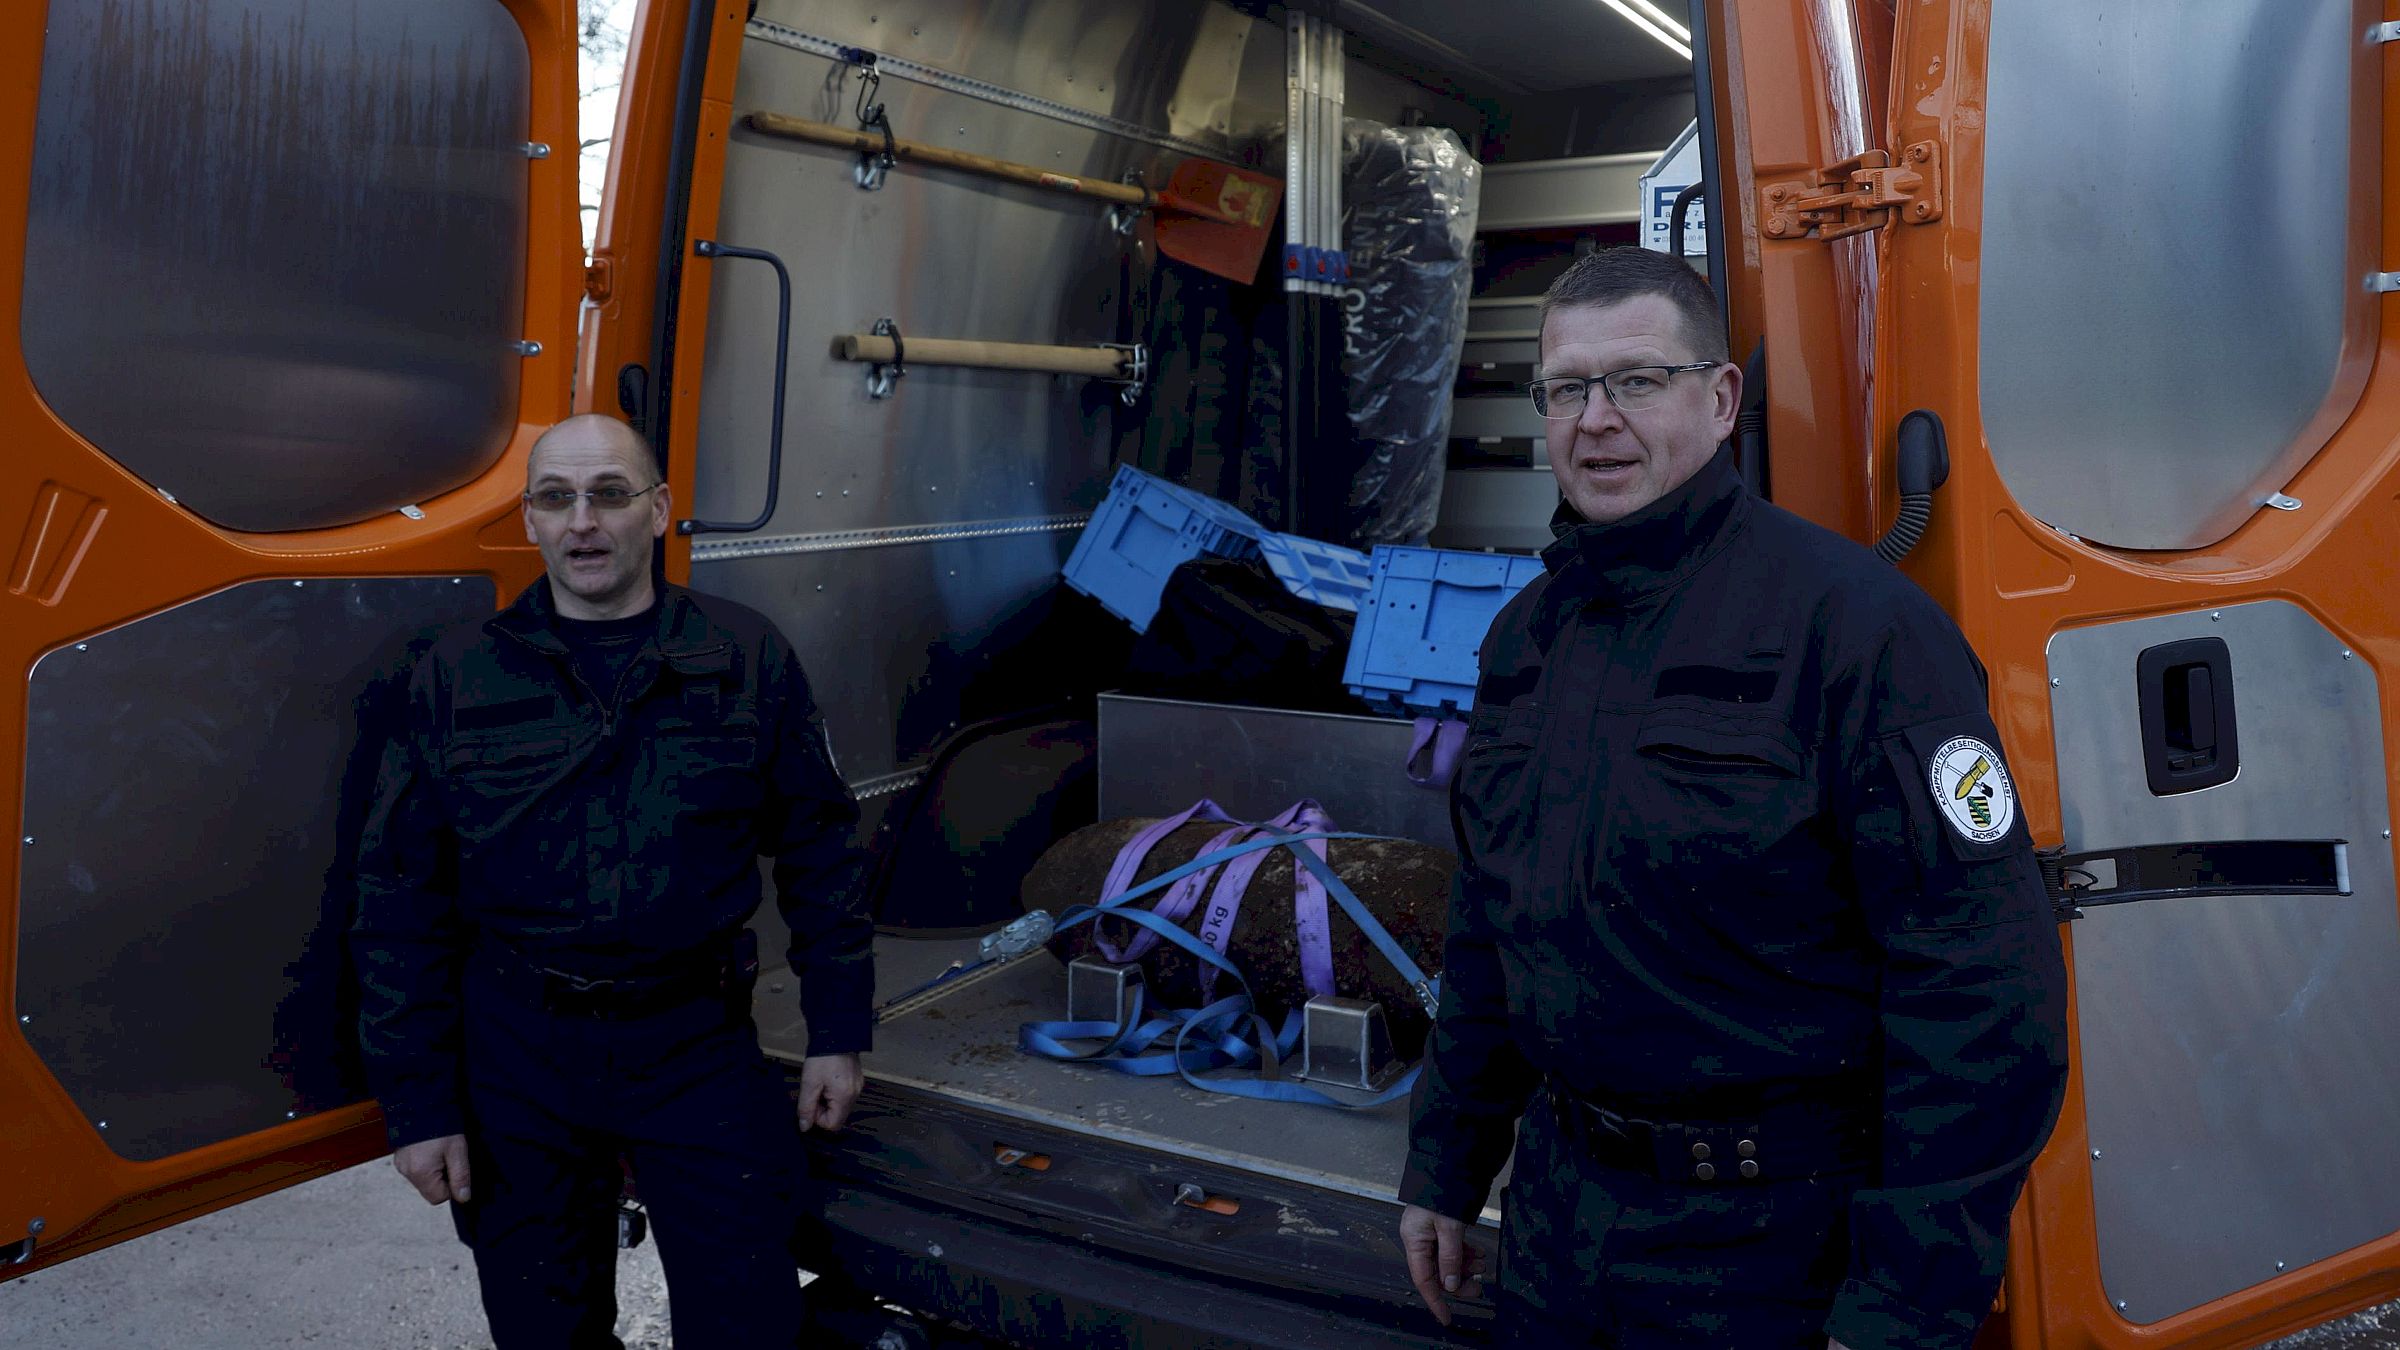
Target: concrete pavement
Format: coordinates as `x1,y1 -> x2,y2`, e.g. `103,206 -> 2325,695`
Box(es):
1,1160 -> 671,1349
9,1153 -> 2395,1349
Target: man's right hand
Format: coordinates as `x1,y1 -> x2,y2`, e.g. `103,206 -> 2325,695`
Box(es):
393,1134 -> 472,1206
1399,1203 -> 1481,1326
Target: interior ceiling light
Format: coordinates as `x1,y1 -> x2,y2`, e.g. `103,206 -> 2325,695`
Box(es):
1598,0 -> 1694,60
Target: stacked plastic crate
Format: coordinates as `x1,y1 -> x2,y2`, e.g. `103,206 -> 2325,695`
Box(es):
1339,546 -> 1549,784
1061,465 -> 1375,632
1341,547 -> 1547,719
1064,465 -> 1551,782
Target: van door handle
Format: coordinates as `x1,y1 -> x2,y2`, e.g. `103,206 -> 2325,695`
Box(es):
2135,636 -> 2239,794
677,240 -> 789,537
2177,664 -> 2216,755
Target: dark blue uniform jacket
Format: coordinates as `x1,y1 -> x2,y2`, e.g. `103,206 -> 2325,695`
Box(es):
1402,448 -> 2069,1349
351,581 -> 873,1149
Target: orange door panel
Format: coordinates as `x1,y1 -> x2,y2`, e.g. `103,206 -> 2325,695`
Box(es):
1718,0 -> 2400,1344
0,0 -> 581,1278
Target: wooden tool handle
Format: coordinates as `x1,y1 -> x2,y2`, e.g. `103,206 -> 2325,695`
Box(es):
748,111 -> 1154,205
836,334 -> 1131,379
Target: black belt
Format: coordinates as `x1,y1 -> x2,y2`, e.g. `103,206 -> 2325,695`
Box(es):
1543,1079 -> 1873,1187
480,931 -> 756,1021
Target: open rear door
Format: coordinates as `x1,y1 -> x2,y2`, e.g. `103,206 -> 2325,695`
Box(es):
576,0 -> 748,594
1711,0 -> 2400,1343
0,0 -> 581,1276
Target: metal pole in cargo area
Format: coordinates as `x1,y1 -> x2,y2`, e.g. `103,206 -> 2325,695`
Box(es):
1283,8 -> 1311,532
1322,20 -> 1346,539
1322,19 -> 1344,297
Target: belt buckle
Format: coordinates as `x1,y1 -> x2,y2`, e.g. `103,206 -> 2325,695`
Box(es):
1553,1090 -> 1661,1176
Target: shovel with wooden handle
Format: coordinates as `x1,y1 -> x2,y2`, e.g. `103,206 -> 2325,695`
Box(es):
745,110 -> 1283,284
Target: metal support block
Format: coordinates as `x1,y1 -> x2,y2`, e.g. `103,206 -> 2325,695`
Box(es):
1296,996 -> 1401,1091
1066,956 -> 1143,1027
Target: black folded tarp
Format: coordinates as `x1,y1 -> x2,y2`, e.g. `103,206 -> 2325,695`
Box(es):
1123,556 -> 1359,715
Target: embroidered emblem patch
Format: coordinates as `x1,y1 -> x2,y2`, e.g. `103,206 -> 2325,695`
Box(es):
1927,735 -> 2016,845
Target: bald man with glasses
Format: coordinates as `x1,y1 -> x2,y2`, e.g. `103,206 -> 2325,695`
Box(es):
351,414 -> 871,1349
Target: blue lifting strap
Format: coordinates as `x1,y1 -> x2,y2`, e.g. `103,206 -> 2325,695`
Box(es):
1018,815 -> 1439,1109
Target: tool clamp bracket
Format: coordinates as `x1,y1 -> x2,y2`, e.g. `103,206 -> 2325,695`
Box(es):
845,50 -> 898,191
866,317 -> 906,400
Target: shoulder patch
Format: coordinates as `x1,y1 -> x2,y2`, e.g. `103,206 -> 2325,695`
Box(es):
1925,735 -> 2016,846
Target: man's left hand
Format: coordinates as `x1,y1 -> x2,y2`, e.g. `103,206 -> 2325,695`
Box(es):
796,1052 -> 863,1132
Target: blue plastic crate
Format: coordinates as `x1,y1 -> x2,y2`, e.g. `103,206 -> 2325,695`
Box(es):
1062,465 -> 1263,632
1342,546 -> 1550,714
1255,531 -> 1375,613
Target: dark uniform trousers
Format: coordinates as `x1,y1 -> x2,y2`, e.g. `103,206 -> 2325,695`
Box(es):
1496,1094 -> 1863,1350
453,957 -> 806,1350
453,951 -> 811,1335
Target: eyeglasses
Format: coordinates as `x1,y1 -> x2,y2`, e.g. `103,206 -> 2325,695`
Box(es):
1527,363 -> 1721,418
522,484 -> 662,513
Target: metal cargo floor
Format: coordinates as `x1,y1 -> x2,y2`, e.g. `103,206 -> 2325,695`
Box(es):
755,933 -> 1483,1210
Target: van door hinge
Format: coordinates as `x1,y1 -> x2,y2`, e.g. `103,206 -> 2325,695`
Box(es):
584,253 -> 614,304
1760,142 -> 1944,242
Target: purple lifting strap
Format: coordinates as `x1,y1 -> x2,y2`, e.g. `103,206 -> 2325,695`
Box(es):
1093,798 -> 1343,1001
1192,802 -> 1308,975
1193,802 -> 1312,940
1093,799 -> 1235,962
1193,801 -> 1339,1000
1405,716 -> 1470,787
1287,803 -> 1338,997
1127,820 -> 1254,960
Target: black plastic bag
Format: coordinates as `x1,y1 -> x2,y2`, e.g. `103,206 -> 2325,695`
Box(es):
1341,120 -> 1482,546
1124,556 -> 1359,714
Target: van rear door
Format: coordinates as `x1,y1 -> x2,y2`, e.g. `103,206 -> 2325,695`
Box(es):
0,0 -> 583,1276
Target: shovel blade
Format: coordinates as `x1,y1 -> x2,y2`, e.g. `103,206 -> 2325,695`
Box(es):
1154,159 -> 1283,283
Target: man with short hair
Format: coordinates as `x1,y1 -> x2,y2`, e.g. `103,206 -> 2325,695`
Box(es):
352,413 -> 871,1348
1397,248 -> 2068,1349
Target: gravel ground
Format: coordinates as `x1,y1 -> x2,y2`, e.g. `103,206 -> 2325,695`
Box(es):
0,1160 -> 673,1349
2272,1302 -> 2400,1349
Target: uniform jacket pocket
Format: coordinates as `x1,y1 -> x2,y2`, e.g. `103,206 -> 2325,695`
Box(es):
1634,712 -> 1803,779
1612,711 -> 1833,953
1613,711 -> 1818,876
441,729 -> 574,844
1456,700 -> 1544,866
652,715 -> 764,818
